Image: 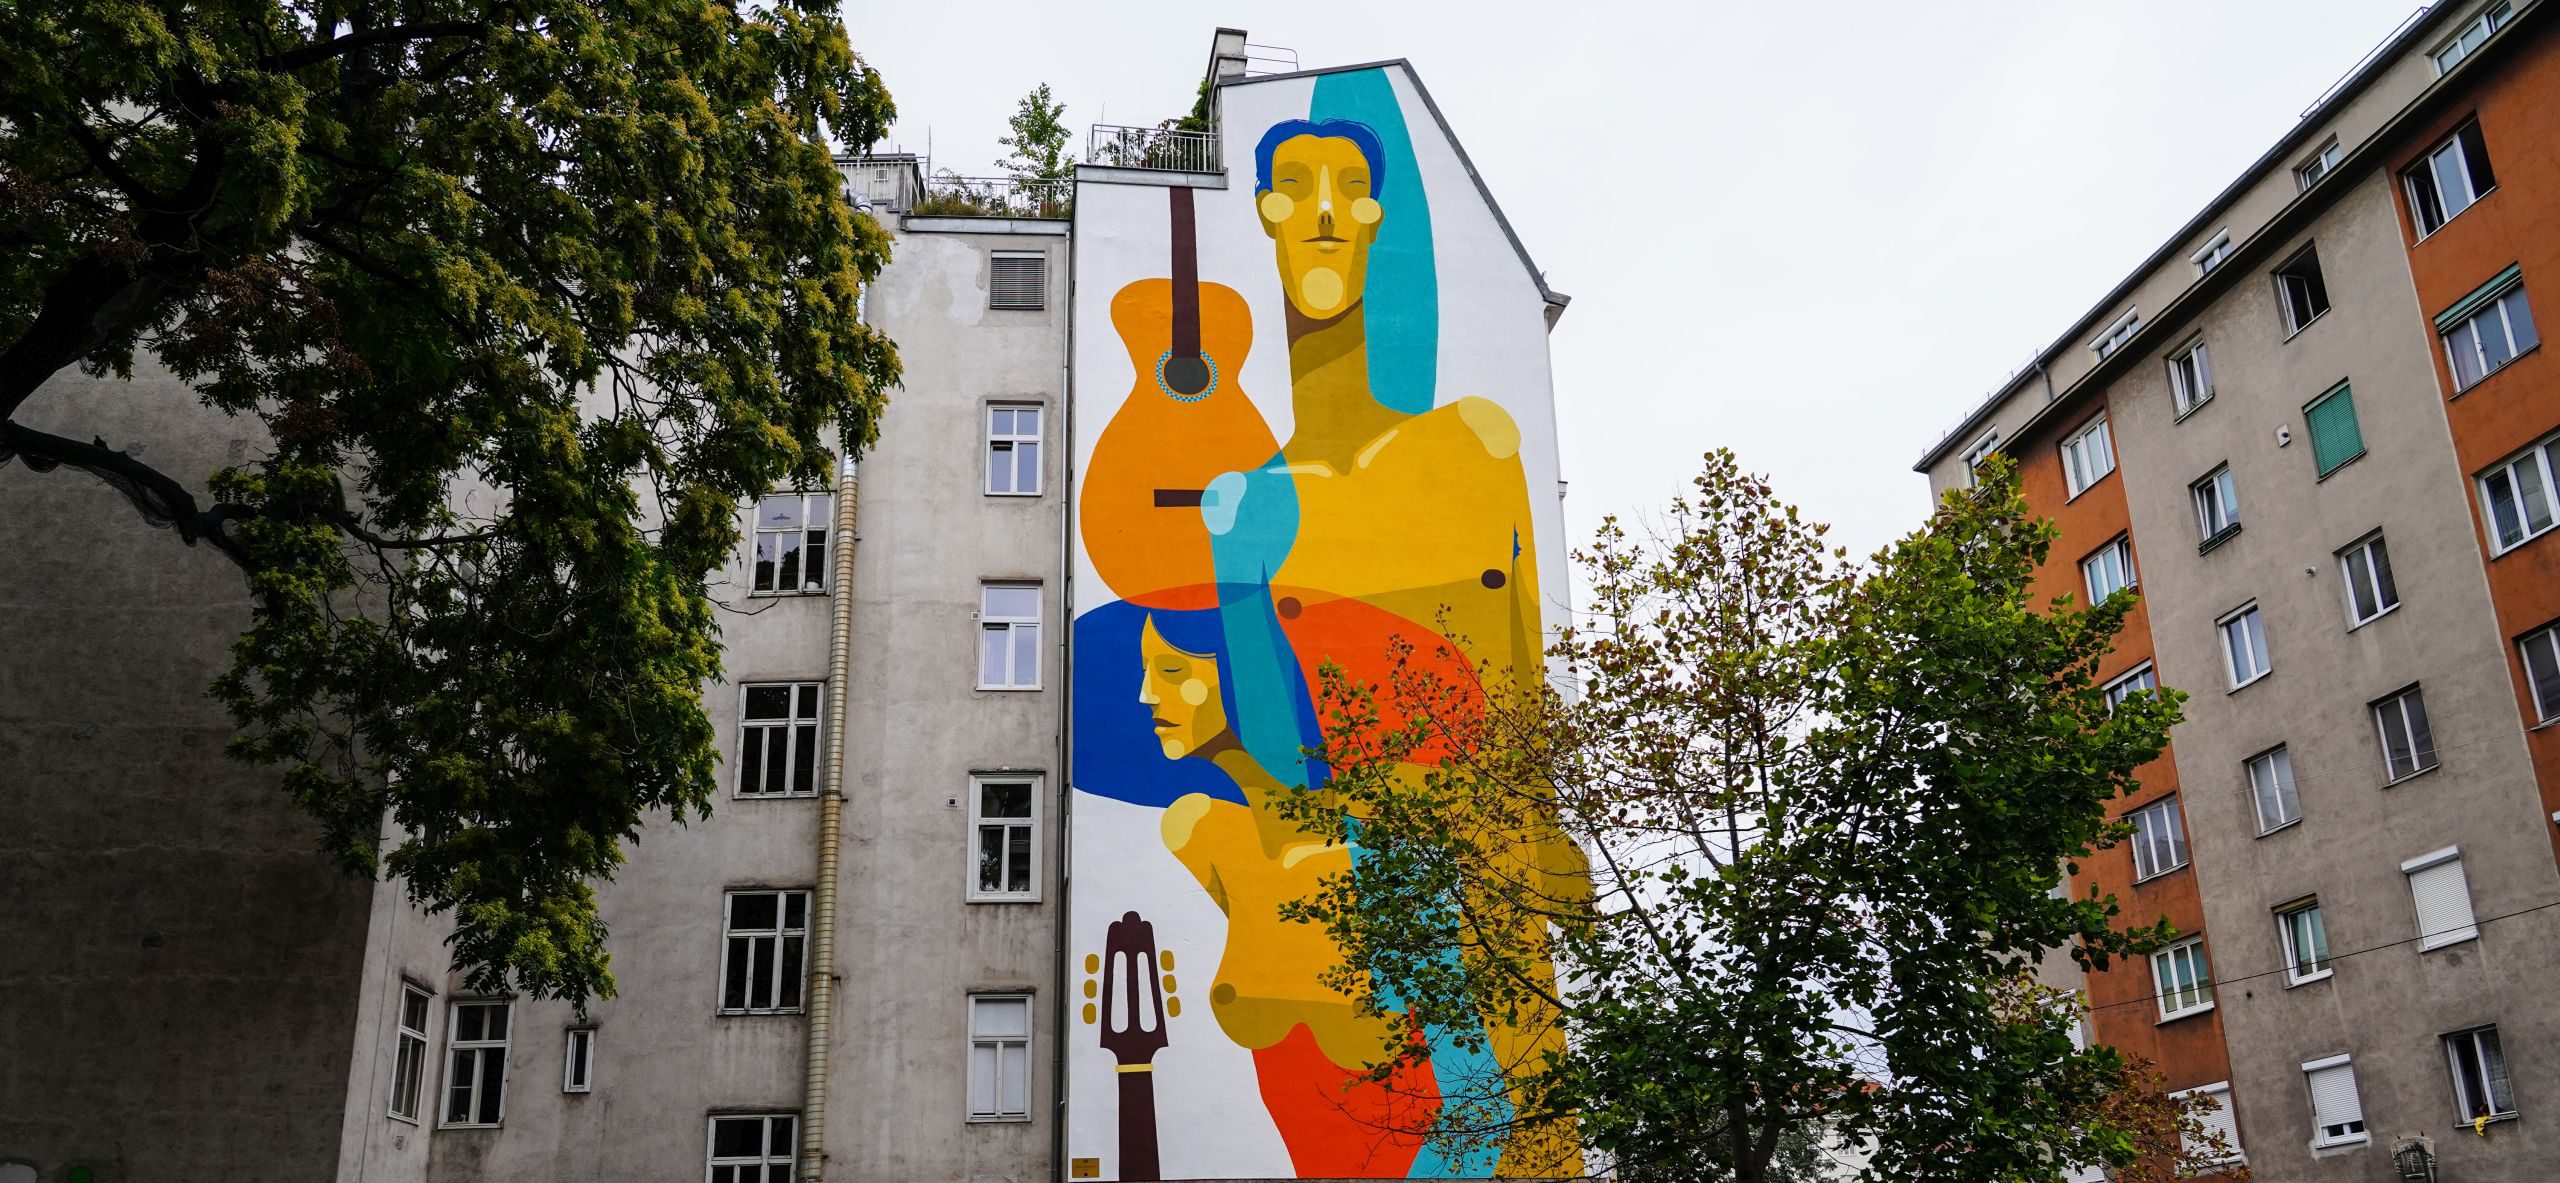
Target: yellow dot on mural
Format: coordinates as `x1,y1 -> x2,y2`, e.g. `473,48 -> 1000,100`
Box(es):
1350,196 -> 1383,225
1082,1002 -> 1097,1025
1300,268 -> 1345,312
1258,191 -> 1294,223
1166,997 -> 1182,1018
1084,953 -> 1100,974
1178,678 -> 1209,706
1083,979 -> 1097,999
1161,974 -> 1177,994
1159,950 -> 1175,971
1160,737 -> 1187,760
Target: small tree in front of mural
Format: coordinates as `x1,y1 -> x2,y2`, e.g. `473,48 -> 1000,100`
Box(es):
1286,453 -> 2247,1181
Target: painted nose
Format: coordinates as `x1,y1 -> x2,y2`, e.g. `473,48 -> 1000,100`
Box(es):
1317,165 -> 1334,214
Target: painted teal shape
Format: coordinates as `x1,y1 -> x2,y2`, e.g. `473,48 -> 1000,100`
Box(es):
1313,69 -> 1437,416
1342,824 -> 1512,1178
1204,459 -> 1308,782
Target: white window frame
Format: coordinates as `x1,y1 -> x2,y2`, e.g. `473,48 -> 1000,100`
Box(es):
2218,603 -> 2270,690
2081,535 -> 2137,604
2128,795 -> 2189,883
2406,120 -> 2498,237
2275,247 -> 2332,335
705,1113 -> 798,1183
2101,662 -> 2157,714
2193,465 -> 2240,544
967,994 -> 1035,1122
2444,282 -> 2539,392
749,492 -> 832,596
1960,430 -> 2000,487
2295,137 -> 2344,190
562,1026 -> 595,1094
2060,416 -> 2116,498
736,682 -> 825,799
2373,685 -> 2438,783
2337,533 -> 2400,629
2476,431 -> 2560,555
977,584 -> 1043,691
2403,846 -> 2479,950
2247,746 -> 2302,834
2191,230 -> 2233,276
2444,1025 -> 2518,1123
989,250 -> 1047,311
967,773 -> 1042,902
2174,1081 -> 2243,1165
2153,935 -> 2214,1021
2303,1054 -> 2369,1147
2277,898 -> 2332,986
2432,1 -> 2514,74
388,981 -> 432,1123
441,999 -> 511,1129
2091,309 -> 2142,360
2168,336 -> 2214,417
2521,621 -> 2560,725
719,889 -> 811,1015
985,403 -> 1044,497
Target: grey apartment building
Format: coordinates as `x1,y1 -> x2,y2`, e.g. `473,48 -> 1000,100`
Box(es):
1916,2 -> 2560,1179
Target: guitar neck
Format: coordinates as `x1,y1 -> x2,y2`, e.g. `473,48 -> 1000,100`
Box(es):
1167,186 -> 1201,360
1116,1067 -> 1163,1181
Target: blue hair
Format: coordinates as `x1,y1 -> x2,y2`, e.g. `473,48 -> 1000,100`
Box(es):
1253,118 -> 1389,198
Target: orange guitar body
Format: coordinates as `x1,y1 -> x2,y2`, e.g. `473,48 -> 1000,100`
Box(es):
1081,276 -> 1275,611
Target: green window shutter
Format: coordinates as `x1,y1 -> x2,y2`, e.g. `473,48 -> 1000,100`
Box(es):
2305,384 -> 2365,475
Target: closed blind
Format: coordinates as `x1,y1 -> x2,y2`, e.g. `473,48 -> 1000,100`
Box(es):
2185,1086 -> 2241,1162
989,253 -> 1046,310
2307,1063 -> 2363,1134
2409,858 -> 2479,949
2305,385 -> 2364,476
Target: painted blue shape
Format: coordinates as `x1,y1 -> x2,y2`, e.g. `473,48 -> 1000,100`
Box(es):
1312,69 -> 1437,416
1069,597 -> 1325,808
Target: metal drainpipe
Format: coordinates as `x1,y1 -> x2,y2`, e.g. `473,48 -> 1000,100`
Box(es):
801,454 -> 861,1182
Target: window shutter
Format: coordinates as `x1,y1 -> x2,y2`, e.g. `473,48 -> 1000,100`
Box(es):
2305,386 -> 2365,475
989,253 -> 1046,310
2307,1063 -> 2363,1133
2407,856 -> 2479,948
2183,1085 -> 2241,1162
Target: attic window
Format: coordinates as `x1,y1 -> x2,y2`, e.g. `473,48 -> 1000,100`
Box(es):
2092,309 -> 2143,360
990,252 -> 1046,311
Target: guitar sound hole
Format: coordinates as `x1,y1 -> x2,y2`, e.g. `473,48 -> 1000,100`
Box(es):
1163,354 -> 1213,396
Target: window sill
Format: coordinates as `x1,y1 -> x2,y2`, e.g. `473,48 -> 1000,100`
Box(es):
438,1123 -> 503,1132
2228,670 -> 2271,694
2284,310 -> 2331,342
984,490 -> 1044,498
965,1114 -> 1035,1125
2452,1112 -> 2520,1131
2489,524 -> 2556,559
746,589 -> 830,599
2131,862 -> 2191,887
2199,523 -> 2243,554
2312,1134 -> 2371,1151
2257,817 -> 2304,838
2314,449 -> 2368,483
389,1112 -> 422,1127
2451,343 -> 2542,399
2419,930 -> 2480,953
976,684 -> 1044,693
2157,1002 -> 2216,1026
2345,602 -> 2401,633
2383,763 -> 2442,789
2412,187 -> 2496,245
2173,394 -> 2215,423
967,893 -> 1045,905
2284,968 -> 2334,989
733,791 -> 821,801
716,1009 -> 809,1018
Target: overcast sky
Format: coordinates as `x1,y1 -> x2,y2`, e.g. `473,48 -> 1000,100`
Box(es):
850,0 -> 2429,563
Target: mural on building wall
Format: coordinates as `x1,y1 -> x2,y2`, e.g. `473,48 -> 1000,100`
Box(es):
1069,65 -> 1577,1181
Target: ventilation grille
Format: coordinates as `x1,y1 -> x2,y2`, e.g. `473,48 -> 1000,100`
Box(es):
990,253 -> 1046,311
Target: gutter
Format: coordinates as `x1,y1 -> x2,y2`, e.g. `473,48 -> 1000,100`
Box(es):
1050,196 -> 1082,1183
800,453 -> 862,1181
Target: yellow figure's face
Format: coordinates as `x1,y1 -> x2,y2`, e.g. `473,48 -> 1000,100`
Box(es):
1257,135 -> 1384,319
1138,616 -> 1228,761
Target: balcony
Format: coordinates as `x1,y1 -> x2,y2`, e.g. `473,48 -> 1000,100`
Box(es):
1086,124 -> 1221,174
912,173 -> 1071,219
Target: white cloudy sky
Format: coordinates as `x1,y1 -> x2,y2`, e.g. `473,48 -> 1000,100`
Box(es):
850,0 -> 2428,562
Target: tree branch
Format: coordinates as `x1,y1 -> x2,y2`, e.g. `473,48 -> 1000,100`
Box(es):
0,418 -> 253,570
266,21 -> 489,72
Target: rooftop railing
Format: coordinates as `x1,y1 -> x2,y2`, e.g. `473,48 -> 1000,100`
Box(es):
912,173 -> 1070,219
1087,124 -> 1221,174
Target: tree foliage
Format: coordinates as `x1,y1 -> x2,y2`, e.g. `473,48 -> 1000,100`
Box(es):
1290,453 -> 2245,1180
995,81 -> 1070,182
0,0 -> 898,1005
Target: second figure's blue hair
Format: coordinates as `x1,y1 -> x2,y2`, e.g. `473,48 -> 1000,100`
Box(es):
1253,119 -> 1388,198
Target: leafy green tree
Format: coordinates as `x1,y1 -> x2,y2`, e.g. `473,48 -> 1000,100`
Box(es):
995,82 -> 1071,182
1292,453 -> 2239,1181
0,0 -> 898,1006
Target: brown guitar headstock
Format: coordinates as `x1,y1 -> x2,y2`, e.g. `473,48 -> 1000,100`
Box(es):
1095,910 -> 1171,1065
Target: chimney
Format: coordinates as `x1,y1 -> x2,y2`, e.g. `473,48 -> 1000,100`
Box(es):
1211,28 -> 1249,81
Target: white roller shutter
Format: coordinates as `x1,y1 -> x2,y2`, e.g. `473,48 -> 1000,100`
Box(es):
2304,1057 -> 2366,1144
2177,1082 -> 2242,1163
2402,848 -> 2479,949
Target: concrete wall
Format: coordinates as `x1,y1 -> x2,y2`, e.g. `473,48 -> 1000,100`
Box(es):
0,363 -> 376,1181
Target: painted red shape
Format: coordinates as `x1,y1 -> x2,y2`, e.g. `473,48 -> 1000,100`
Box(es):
1250,1023 -> 1436,1179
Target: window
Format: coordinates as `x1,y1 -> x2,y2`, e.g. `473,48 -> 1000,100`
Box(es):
389,983 -> 431,1122
2247,747 -> 2302,833
2522,622 -> 2560,724
2275,248 -> 2331,334
2060,417 -> 2116,497
750,493 -> 831,595
2168,338 -> 2214,416
2082,536 -> 2136,603
968,996 -> 1033,1121
2331,534 -> 2400,628
1960,430 -> 1999,487
2102,663 -> 2158,713
2403,847 -> 2479,950
738,683 -> 824,798
2373,686 -> 2438,782
2440,270 -> 2539,391
2477,431 -> 2560,553
2091,309 -> 2142,360
721,890 -> 809,1014
2193,465 -> 2240,545
2191,230 -> 2233,276
2127,796 -> 2188,881
2445,1027 -> 2518,1122
2303,383 -> 2365,476
2219,604 -> 2270,689
2153,936 -> 2213,1020
2295,137 -> 2344,190
2433,1 -> 2514,73
707,1114 -> 797,1183
442,1000 -> 510,1127
978,584 -> 1042,690
2407,120 -> 2498,236
562,1026 -> 594,1093
2177,1082 -> 2243,1165
986,405 -> 1043,496
989,251 -> 1046,310
970,775 -> 1039,901
2304,1055 -> 2369,1146
2278,899 -> 2332,984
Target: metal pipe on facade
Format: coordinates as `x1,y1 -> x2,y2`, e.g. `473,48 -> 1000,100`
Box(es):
801,454 -> 861,1182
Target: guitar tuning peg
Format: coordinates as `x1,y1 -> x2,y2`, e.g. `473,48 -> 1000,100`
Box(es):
1082,1002 -> 1098,1025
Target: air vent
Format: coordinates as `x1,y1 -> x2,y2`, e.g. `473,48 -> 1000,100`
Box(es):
990,252 -> 1046,311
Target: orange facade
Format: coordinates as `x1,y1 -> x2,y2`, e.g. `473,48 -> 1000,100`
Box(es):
2014,400 -> 2236,1094
2393,28 -> 2560,868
